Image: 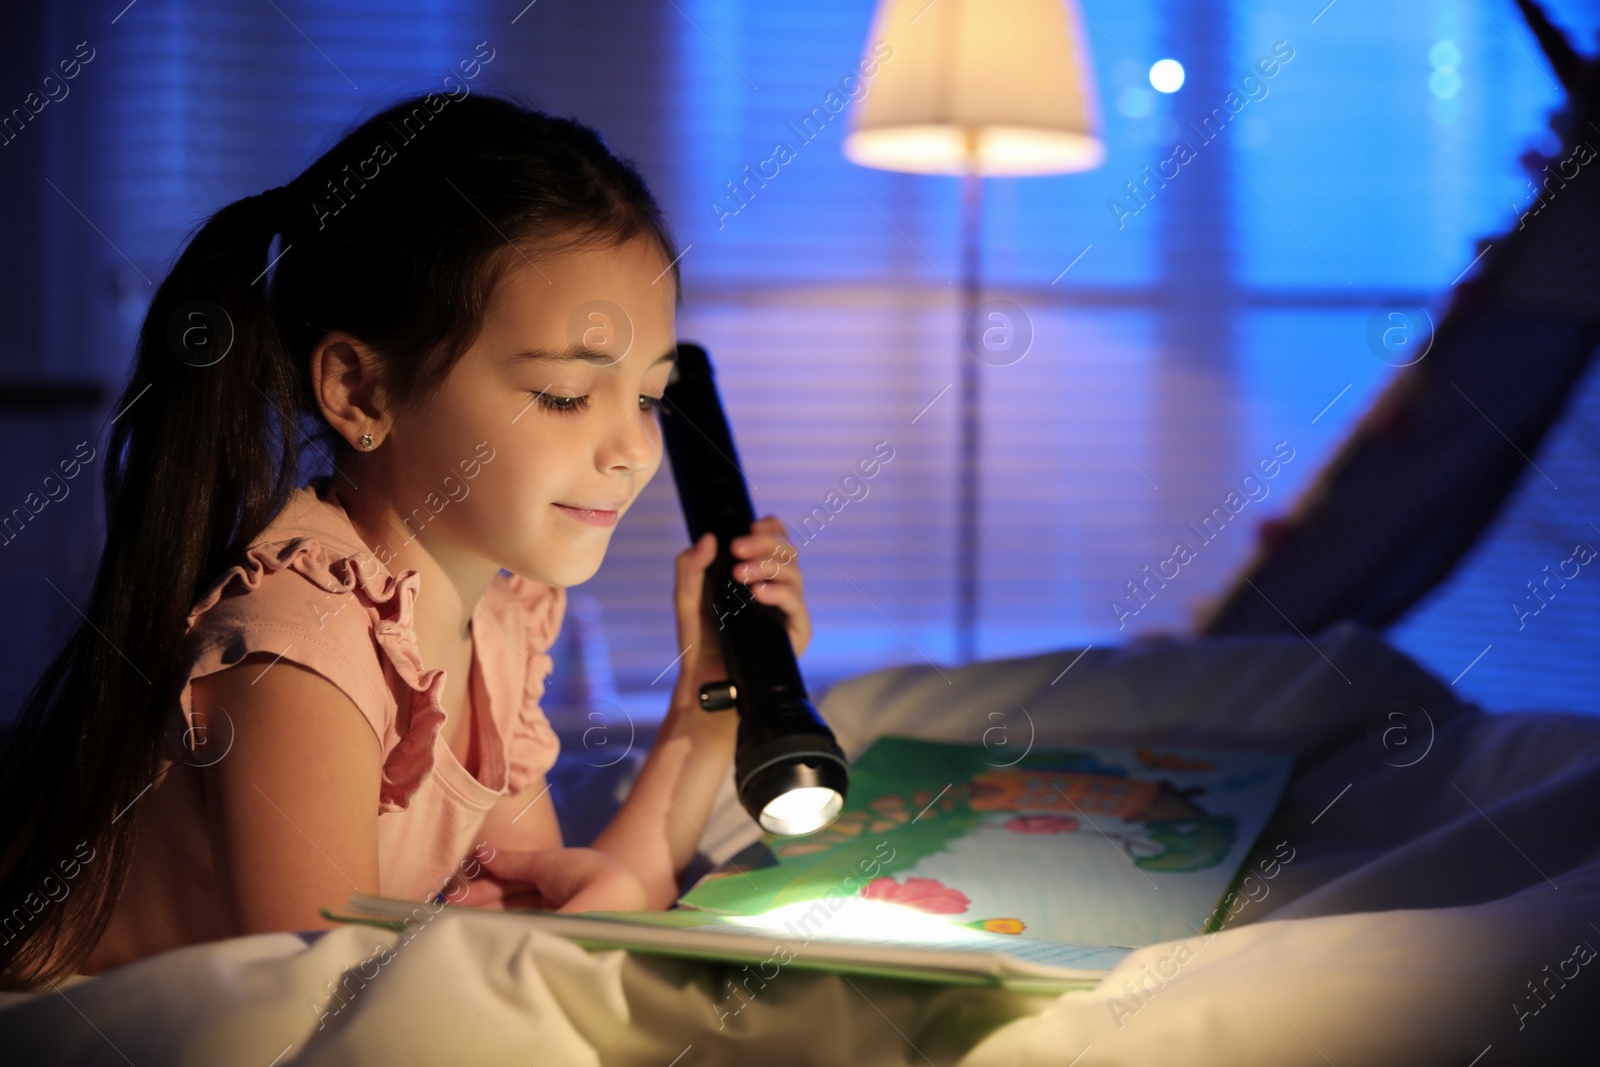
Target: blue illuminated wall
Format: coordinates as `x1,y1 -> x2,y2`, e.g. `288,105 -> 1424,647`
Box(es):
659,0 -> 1600,713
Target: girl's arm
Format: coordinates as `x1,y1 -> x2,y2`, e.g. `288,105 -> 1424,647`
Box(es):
202,655 -> 633,921
478,772 -> 563,854
192,653 -> 383,934
451,777 -> 652,912
589,678 -> 739,909
590,517 -> 808,910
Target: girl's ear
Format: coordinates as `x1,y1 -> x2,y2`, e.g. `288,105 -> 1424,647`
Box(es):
310,332 -> 392,449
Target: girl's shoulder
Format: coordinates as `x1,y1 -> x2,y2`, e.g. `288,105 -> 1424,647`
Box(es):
176,478 -> 433,811
175,477 -> 570,811
183,476 -> 566,654
180,476 -> 408,676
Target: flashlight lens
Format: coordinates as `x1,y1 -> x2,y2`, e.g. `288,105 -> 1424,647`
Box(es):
758,786 -> 845,836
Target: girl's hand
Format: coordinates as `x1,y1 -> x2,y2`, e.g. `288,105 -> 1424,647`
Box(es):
448,847 -> 647,913
674,515 -> 809,695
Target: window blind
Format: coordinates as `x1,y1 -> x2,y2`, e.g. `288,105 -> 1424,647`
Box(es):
7,0 -> 1598,730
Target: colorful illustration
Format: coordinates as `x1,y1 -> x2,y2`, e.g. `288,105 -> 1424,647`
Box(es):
861,875 -> 969,913
1003,815 -> 1080,834
681,734 -> 1292,947
858,875 -> 1026,934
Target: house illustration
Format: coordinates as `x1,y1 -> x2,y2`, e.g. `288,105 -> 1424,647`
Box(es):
968,770 -> 1205,823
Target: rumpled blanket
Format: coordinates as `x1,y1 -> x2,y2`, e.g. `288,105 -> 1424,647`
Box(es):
4,621 -> 1595,1065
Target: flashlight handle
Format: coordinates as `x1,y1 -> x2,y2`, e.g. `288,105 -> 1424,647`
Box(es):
659,343 -> 807,705
660,343 -> 850,831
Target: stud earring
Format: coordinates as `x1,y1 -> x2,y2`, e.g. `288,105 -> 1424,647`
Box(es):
358,433 -> 376,450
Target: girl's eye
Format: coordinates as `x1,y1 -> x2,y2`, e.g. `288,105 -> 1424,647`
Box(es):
535,393 -> 588,414
532,392 -> 666,415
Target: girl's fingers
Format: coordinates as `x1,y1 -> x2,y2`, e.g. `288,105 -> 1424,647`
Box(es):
677,530 -> 716,572
480,846 -> 557,882
735,557 -> 800,587
730,520 -> 801,588
731,532 -> 795,564
735,577 -> 811,656
724,516 -> 809,656
672,515 -> 809,665
749,579 -> 798,607
731,516 -> 793,554
479,847 -> 638,912
557,859 -> 648,913
674,533 -> 715,619
674,532 -> 715,624
739,518 -> 793,548
445,869 -> 509,908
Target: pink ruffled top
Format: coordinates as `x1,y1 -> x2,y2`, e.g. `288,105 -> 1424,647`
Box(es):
170,476 -> 566,903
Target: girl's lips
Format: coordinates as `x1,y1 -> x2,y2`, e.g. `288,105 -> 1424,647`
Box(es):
553,503 -> 619,528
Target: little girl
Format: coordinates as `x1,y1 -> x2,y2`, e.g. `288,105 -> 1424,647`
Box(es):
0,91 -> 810,990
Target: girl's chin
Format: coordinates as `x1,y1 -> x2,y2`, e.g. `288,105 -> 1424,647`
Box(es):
508,544 -> 607,588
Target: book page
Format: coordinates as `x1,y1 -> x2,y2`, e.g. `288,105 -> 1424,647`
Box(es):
584,901 -> 1133,975
679,734 -> 1294,947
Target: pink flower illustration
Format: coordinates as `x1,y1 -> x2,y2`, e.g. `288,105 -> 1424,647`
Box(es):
1003,815 -> 1081,834
859,876 -> 971,914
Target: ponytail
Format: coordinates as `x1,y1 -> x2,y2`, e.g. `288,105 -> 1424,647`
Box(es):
0,190 -> 312,989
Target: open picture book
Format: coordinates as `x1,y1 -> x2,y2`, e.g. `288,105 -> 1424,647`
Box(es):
325,734 -> 1296,994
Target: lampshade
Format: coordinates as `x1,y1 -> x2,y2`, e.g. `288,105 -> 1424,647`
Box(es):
842,0 -> 1105,176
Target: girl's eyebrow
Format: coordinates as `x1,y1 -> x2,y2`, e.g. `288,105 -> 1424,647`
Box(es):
508,345 -> 678,367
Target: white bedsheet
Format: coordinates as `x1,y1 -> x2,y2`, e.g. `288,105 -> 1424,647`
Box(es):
4,621 -> 1597,1065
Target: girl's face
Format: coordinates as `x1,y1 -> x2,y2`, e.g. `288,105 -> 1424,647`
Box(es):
378,235 -> 677,589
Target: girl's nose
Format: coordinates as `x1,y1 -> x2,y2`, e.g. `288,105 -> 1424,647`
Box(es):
603,397 -> 658,472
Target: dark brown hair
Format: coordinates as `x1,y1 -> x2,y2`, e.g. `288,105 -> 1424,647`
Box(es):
0,90 -> 681,990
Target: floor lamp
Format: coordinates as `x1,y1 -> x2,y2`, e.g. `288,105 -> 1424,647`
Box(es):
842,0 -> 1106,665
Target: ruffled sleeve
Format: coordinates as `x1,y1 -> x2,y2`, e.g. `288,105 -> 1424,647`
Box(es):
488,573 -> 567,796
178,536 -> 447,814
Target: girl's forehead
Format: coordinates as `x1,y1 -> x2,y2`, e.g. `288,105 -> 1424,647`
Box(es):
487,242 -> 676,340
494,240 -> 673,306
475,245 -> 676,366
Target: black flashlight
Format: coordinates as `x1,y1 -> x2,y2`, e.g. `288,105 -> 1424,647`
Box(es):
658,342 -> 849,836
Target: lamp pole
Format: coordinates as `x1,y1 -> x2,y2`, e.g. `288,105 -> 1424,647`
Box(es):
957,132 -> 982,666
843,0 -> 1106,668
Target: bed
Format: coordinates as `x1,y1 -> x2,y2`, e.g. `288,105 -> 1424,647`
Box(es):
2,619 -> 1596,1064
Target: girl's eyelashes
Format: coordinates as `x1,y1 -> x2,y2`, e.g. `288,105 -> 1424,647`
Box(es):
532,392 -> 666,416
535,392 -> 588,415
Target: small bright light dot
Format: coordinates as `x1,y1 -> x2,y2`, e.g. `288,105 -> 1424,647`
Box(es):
1428,40 -> 1461,71
1149,59 -> 1185,94
1428,68 -> 1461,99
